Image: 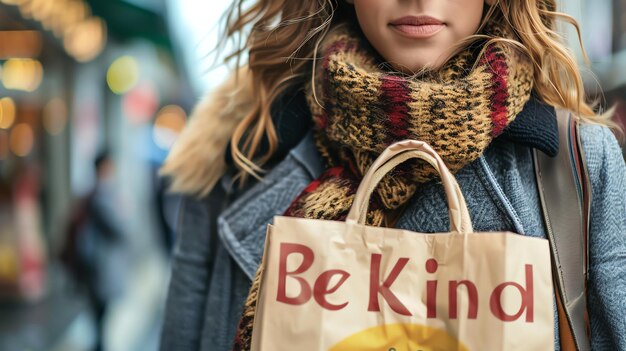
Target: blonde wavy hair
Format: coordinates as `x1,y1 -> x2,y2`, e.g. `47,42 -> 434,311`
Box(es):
168,0 -> 618,195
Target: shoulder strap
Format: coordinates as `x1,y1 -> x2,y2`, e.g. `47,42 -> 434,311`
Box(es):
532,109 -> 591,351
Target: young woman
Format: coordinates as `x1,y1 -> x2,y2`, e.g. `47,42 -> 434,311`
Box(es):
159,1 -> 626,350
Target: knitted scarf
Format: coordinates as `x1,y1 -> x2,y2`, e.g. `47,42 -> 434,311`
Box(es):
233,22 -> 533,350
284,26 -> 533,225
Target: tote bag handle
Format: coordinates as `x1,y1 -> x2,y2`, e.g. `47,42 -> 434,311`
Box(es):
346,140 -> 474,234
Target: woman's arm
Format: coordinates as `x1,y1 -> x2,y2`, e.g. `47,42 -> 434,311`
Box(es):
582,125 -> 626,349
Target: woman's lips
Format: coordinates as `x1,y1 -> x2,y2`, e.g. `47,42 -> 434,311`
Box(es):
389,16 -> 445,39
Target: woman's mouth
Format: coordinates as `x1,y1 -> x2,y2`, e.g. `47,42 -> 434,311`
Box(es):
389,16 -> 445,39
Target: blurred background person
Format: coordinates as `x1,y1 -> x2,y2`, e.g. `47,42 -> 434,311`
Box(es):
61,151 -> 128,351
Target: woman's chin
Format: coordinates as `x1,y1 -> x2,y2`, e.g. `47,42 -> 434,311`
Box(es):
384,50 -> 452,75
388,60 -> 441,75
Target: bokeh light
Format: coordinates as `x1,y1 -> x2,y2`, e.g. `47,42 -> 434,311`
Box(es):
48,0 -> 89,38
122,81 -> 159,124
2,58 -> 43,92
107,55 -> 139,95
9,123 -> 34,157
0,97 -> 16,129
64,17 -> 106,62
24,0 -> 55,22
153,105 -> 187,150
1,0 -> 106,62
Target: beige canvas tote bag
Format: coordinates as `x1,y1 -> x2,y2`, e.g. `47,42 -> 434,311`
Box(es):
250,139 -> 555,351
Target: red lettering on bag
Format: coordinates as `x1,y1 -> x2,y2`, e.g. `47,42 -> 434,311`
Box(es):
277,243 -> 314,305
449,280 -> 479,319
313,270 -> 350,310
368,254 -> 412,316
489,264 -> 535,322
426,259 -> 438,318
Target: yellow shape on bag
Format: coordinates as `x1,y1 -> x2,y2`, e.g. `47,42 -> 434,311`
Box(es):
329,323 -> 469,351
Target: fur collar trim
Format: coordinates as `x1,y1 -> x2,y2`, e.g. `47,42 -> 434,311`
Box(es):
160,67 -> 254,196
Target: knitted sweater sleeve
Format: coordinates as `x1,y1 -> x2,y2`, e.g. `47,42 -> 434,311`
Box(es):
580,124 -> 626,349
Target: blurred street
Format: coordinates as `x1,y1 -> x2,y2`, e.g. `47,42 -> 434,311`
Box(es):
0,0 -> 624,350
0,0 -> 231,350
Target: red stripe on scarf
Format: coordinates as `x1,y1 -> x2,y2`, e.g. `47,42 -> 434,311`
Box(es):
484,48 -> 510,137
381,75 -> 411,142
283,166 -> 347,217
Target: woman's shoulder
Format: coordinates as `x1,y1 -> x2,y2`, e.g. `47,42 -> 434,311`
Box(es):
578,123 -> 625,178
578,123 -> 625,221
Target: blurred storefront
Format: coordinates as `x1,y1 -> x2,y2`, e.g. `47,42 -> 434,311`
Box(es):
0,0 -> 191,350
